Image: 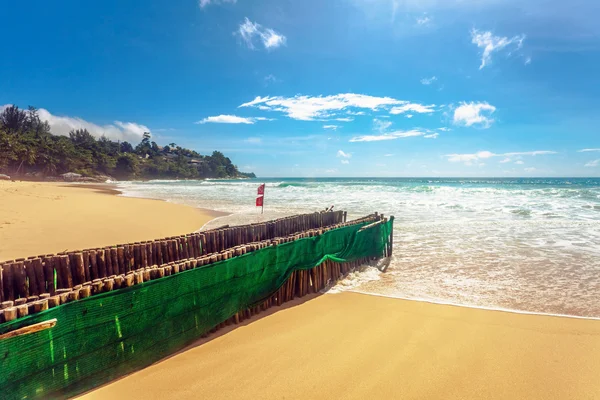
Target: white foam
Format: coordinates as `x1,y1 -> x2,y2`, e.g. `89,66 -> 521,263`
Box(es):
117,178 -> 600,318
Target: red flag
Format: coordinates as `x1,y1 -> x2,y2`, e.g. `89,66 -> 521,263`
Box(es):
256,196 -> 264,207
257,184 -> 265,195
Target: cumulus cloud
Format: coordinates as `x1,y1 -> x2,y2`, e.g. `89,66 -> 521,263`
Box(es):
341,160 -> 350,165
239,93 -> 430,121
420,76 -> 437,85
199,0 -> 236,8
515,160 -> 524,165
500,157 -> 511,163
323,125 -> 339,130
471,29 -> 525,69
0,105 -> 151,142
195,115 -> 272,124
349,130 -> 430,142
238,18 -> 286,50
453,101 -> 496,128
585,159 -> 600,167
337,150 -> 352,159
445,150 -> 557,165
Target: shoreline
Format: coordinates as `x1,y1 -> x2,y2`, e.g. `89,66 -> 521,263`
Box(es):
67,182 -> 230,225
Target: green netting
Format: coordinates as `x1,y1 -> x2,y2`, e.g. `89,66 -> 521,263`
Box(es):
0,218 -> 393,399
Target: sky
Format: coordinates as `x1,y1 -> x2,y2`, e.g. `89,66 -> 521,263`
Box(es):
1,0 -> 599,177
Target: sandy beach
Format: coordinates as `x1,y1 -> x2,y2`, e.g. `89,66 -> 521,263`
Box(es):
80,292 -> 600,400
0,181 -> 219,262
3,180 -> 600,400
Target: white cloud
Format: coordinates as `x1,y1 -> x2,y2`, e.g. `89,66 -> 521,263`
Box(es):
244,137 -> 262,144
424,132 -> 439,139
199,0 -> 236,7
416,16 -> 431,26
524,167 -> 537,172
337,150 -> 352,159
453,101 -> 496,128
335,117 -> 354,122
323,125 -> 340,130
420,76 -> 437,85
525,57 -> 532,65
3,106 -> 151,142
341,160 -> 350,165
446,151 -> 495,163
349,129 -> 429,142
238,18 -> 286,50
505,151 -> 556,156
406,114 -> 413,119
515,160 -> 524,165
500,157 -> 511,163
384,154 -> 394,157
578,148 -> 600,152
471,29 -> 525,69
325,169 -> 338,174
446,150 -> 557,165
390,103 -> 436,115
239,93 -> 427,121
373,118 -> 392,133
585,159 -> 600,167
195,115 -> 272,124
437,127 -> 451,132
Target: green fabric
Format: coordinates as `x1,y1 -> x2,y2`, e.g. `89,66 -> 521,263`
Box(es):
0,218 -> 392,400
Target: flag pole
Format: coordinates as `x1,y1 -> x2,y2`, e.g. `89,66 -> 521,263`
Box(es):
262,184 -> 265,214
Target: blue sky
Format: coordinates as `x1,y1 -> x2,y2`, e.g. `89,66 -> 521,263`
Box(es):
1,0 -> 599,177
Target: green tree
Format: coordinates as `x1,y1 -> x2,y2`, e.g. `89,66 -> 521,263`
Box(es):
0,105 -> 28,133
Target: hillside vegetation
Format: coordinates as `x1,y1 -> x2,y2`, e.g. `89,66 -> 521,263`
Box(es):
0,106 -> 255,181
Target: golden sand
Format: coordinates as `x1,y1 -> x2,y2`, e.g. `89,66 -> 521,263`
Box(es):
4,181 -> 599,400
0,181 -> 218,261
81,292 -> 600,400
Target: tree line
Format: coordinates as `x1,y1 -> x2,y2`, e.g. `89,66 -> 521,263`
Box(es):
0,105 -> 255,180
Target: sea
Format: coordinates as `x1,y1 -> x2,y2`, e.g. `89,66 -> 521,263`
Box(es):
118,178 -> 600,319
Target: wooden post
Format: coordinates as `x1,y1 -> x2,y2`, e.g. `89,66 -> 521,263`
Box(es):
74,253 -> 86,285
111,248 -> 120,274
2,263 -> 14,301
14,261 -> 28,298
3,307 -> 17,322
105,248 -> 114,277
24,259 -> 37,296
97,250 -> 107,279
32,258 -> 45,295
82,250 -> 91,282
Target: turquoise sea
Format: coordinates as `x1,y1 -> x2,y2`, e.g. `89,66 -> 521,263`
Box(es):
119,178 -> 600,318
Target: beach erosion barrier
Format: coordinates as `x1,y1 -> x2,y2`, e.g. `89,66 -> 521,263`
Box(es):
0,211 -> 394,400
0,210 -> 349,304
